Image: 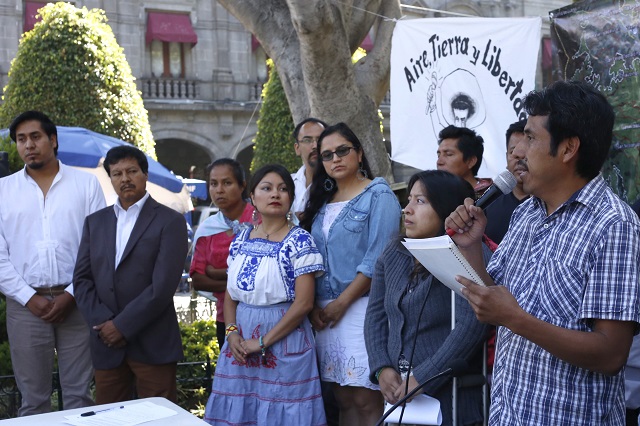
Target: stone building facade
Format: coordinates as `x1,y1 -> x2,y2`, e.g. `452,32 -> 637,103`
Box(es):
0,0 -> 569,181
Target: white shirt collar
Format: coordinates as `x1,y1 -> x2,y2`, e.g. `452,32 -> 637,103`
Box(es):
113,191 -> 150,215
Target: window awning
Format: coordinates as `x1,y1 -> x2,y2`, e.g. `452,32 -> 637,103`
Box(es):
24,1 -> 46,32
146,12 -> 197,45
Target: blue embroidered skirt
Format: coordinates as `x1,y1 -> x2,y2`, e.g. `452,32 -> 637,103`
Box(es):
204,302 -> 327,425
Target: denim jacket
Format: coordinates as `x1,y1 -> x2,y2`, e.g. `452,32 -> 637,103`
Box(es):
311,177 -> 401,300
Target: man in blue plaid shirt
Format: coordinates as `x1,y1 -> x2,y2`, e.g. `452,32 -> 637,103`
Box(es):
445,80 -> 640,425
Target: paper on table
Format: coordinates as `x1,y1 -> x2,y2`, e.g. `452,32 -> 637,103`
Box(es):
64,401 -> 177,426
383,394 -> 442,425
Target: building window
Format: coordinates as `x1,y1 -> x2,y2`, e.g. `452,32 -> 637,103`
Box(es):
146,12 -> 197,78
151,40 -> 185,78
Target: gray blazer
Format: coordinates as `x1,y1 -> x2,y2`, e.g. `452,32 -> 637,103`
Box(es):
74,197 -> 188,369
365,236 -> 491,425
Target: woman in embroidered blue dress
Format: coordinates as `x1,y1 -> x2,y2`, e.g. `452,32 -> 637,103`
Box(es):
204,164 -> 326,426
301,123 -> 401,426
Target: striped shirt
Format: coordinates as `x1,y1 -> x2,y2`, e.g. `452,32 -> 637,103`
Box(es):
487,174 -> 640,425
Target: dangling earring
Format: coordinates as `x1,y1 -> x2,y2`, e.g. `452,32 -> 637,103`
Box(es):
286,211 -> 293,223
358,162 -> 368,181
323,177 -> 335,192
251,209 -> 260,225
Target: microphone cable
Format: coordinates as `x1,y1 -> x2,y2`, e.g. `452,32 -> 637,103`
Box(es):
396,269 -> 432,425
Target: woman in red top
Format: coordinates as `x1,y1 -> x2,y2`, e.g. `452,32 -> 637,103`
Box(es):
190,158 -> 255,348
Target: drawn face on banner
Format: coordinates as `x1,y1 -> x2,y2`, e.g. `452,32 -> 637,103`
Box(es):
451,94 -> 475,128
432,69 -> 486,131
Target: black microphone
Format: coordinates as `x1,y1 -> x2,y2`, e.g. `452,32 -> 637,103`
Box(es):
374,359 -> 469,426
474,169 -> 517,210
446,170 -> 517,237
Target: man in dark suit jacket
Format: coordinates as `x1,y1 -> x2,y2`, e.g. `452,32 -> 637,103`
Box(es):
73,145 -> 188,404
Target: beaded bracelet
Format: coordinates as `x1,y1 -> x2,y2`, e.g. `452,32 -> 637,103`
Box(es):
225,323 -> 238,337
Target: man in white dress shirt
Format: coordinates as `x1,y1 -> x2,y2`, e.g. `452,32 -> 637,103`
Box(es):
291,118 -> 327,216
0,110 -> 105,415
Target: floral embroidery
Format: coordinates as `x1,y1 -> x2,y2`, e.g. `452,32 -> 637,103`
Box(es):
320,336 -> 369,385
321,351 -> 340,379
229,227 -> 323,302
345,356 -> 366,380
329,338 -> 347,364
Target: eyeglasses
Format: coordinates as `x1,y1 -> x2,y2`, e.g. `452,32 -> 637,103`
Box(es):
320,146 -> 356,162
297,136 -> 319,145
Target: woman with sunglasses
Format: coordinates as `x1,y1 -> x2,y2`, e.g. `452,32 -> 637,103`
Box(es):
301,122 -> 401,426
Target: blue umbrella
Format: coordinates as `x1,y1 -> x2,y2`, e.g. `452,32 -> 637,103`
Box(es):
181,178 -> 208,200
1,126 -> 184,193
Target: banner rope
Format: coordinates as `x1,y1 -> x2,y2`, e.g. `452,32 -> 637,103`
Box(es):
333,1 -> 476,20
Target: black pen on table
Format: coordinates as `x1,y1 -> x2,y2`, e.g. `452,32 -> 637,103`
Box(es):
80,405 -> 125,417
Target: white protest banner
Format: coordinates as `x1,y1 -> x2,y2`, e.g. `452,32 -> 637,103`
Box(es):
390,17 -> 541,179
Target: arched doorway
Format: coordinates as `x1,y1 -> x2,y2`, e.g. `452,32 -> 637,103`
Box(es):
155,138 -> 212,180
236,143 -> 255,182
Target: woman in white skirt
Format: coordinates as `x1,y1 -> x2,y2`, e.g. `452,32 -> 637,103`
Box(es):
301,123 -> 401,426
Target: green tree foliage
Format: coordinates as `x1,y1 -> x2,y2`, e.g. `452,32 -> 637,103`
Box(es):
250,51 -> 382,175
250,60 -> 298,173
178,319 -> 219,416
180,319 -> 220,368
0,3 -> 155,156
0,314 -> 219,416
0,298 -> 10,376
0,136 -> 23,173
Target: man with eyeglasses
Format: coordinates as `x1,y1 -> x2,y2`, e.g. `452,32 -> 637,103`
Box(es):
291,118 -> 327,216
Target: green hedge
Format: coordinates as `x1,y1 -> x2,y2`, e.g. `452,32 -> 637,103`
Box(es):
0,297 -> 9,376
250,59 -> 298,174
0,2 -> 155,156
0,307 -> 219,416
0,136 -> 23,174
177,319 -> 220,416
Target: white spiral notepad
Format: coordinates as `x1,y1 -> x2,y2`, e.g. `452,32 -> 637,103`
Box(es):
402,235 -> 485,297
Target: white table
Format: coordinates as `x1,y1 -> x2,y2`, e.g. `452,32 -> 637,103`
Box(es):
0,397 -> 208,425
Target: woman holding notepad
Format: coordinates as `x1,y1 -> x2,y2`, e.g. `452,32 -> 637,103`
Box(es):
364,170 -> 490,426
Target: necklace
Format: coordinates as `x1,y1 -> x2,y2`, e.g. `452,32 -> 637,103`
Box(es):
258,220 -> 289,240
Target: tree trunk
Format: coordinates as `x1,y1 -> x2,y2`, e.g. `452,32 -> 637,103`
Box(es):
216,0 -> 401,182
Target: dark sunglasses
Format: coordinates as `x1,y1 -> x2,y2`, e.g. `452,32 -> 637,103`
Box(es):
320,146 -> 355,162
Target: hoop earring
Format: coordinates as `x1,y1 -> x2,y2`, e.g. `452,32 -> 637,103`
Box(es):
323,178 -> 335,192
358,162 -> 368,181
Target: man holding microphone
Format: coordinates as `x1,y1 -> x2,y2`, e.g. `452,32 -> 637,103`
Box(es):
445,80 -> 640,425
